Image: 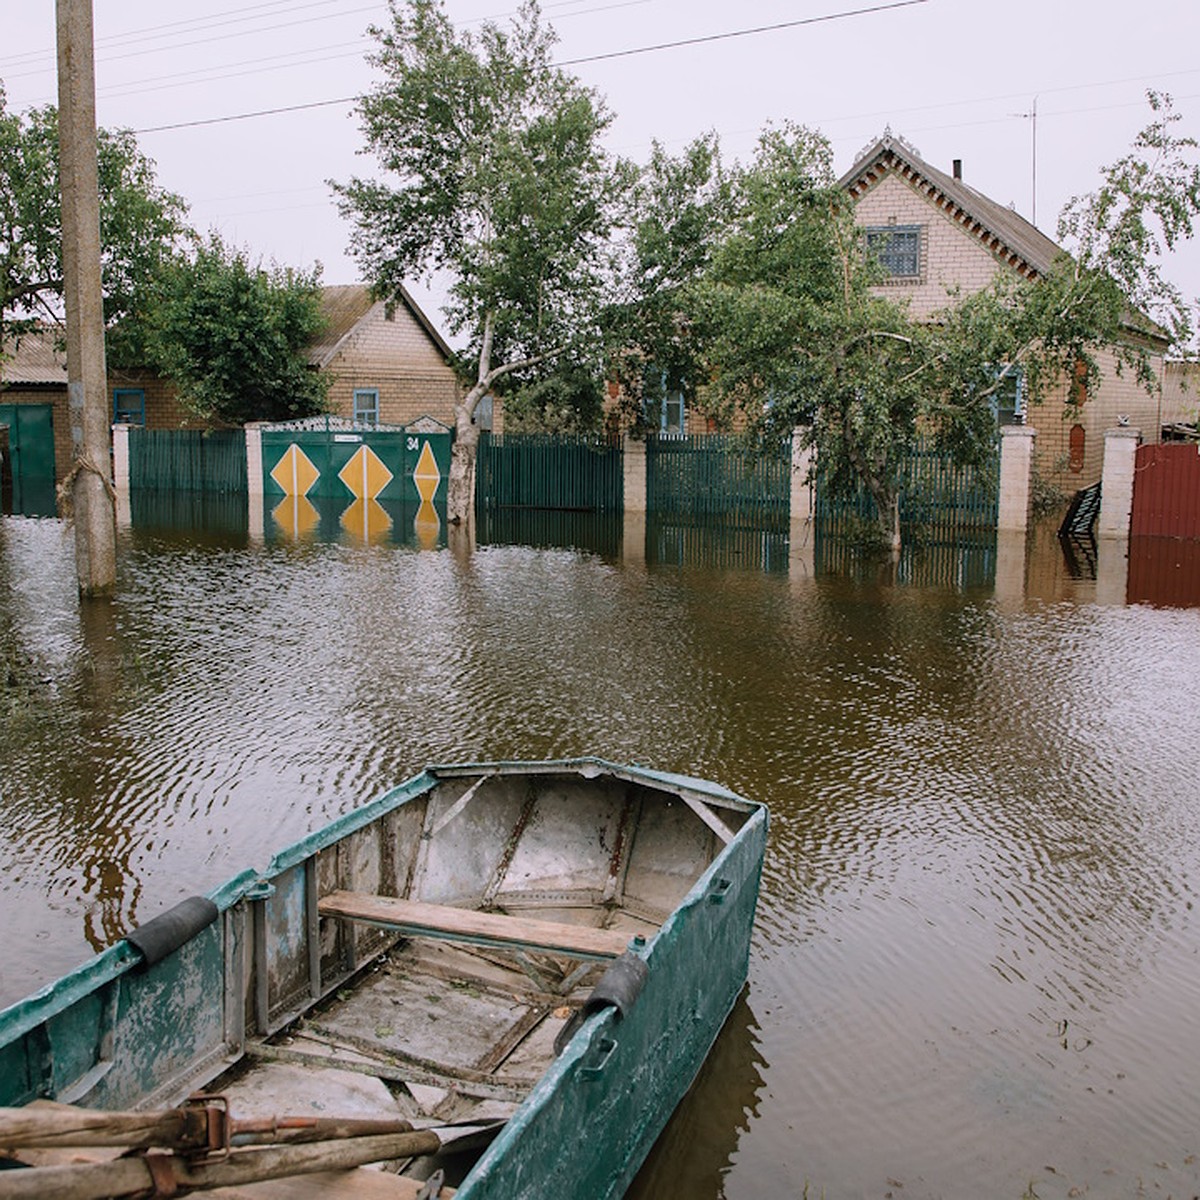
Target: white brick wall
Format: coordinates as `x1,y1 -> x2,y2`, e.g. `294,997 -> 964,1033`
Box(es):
853,173 -> 1003,318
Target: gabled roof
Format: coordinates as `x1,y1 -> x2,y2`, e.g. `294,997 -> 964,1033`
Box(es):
0,327 -> 67,385
839,134 -> 1065,281
308,284 -> 453,369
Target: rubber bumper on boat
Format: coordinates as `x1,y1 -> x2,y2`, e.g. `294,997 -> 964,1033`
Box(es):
554,950 -> 649,1055
125,896 -> 219,966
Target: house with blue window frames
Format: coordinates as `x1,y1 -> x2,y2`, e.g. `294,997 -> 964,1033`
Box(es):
1,284 -> 476,496
841,132 -> 1171,489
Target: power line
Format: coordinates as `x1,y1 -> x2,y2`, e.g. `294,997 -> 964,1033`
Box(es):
558,0 -> 929,67
135,96 -> 358,134
0,0 -> 357,68
130,0 -> 928,133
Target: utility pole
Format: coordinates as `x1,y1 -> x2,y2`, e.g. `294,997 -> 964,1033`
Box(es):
56,0 -> 116,596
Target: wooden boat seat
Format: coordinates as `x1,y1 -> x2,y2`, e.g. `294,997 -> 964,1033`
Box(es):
317,891 -> 634,961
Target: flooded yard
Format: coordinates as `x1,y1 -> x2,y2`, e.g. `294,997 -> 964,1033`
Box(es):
2,510 -> 1199,1198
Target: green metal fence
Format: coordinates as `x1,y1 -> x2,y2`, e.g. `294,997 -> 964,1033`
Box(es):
477,433 -> 623,511
647,434 -> 790,520
816,438 -> 999,539
129,428 -> 247,494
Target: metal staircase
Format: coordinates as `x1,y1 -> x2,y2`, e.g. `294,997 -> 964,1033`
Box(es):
1059,482 -> 1101,537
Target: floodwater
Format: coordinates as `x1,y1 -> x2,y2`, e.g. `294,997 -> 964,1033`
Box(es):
2,501 -> 1200,1200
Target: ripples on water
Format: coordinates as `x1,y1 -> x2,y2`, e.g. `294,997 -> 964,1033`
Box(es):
3,514 -> 1200,1199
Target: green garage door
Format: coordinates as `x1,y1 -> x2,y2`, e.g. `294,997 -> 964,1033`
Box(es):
0,403 -> 57,516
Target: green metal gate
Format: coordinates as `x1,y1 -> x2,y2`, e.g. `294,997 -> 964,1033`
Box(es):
0,402 -> 56,516
646,434 -> 790,521
476,432 -> 623,511
260,417 -> 450,506
816,437 -> 999,539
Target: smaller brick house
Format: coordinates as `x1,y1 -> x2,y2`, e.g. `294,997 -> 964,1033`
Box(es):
841,133 -> 1172,489
307,284 -> 475,430
0,284 -> 473,489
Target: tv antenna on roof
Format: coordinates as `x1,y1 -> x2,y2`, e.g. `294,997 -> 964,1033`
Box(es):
1010,95 -> 1039,227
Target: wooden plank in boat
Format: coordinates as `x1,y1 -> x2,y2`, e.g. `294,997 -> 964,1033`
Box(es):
318,893 -> 632,960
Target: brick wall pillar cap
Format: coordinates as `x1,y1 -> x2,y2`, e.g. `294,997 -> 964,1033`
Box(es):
1000,425 -> 1037,440
1104,426 -> 1141,439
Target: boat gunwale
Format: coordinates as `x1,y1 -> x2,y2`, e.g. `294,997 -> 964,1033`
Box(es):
0,868 -> 259,1047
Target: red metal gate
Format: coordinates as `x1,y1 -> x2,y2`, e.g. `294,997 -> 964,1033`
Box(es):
1131,443 -> 1200,538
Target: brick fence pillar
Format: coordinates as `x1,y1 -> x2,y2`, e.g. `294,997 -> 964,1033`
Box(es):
790,426 -> 814,525
111,422 -> 130,490
997,425 -> 1037,532
245,422 -> 265,497
623,435 -> 647,514
1097,426 -> 1140,538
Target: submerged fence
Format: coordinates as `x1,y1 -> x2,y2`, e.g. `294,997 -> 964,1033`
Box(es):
477,432 -> 623,511
129,429 -> 247,494
647,434 -> 790,521
816,438 -> 999,540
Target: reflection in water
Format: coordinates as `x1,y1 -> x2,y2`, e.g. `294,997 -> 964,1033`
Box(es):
2,508 -> 1200,1199
646,512 -> 790,573
815,528 -> 998,589
476,506 -> 623,559
130,489 -> 249,543
1127,534 -> 1200,607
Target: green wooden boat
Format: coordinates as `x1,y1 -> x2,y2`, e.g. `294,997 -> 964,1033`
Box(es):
0,759 -> 767,1199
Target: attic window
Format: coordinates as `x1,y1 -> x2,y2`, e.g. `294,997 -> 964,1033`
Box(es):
866,225 -> 922,279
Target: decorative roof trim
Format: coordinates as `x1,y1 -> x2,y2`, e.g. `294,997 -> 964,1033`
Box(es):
310,285 -> 454,371
843,143 -> 1043,281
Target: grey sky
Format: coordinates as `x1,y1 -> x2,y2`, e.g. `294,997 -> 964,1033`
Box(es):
4,0 -> 1199,341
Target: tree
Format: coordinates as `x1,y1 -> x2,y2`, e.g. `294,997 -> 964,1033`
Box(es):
605,132 -> 732,431
0,86 -> 190,366
146,234 -> 328,425
333,0 -> 623,522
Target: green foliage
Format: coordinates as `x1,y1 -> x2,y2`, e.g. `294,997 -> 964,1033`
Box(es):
502,362 -> 605,433
0,85 -> 191,361
333,0 -> 623,423
605,132 -> 731,431
146,234 -> 328,425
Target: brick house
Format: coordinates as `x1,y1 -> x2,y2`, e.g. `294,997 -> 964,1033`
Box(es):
0,284 -> 473,489
308,284 -> 477,431
841,133 -> 1171,489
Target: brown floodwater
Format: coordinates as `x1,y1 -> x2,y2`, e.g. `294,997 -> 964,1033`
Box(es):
2,506 -> 1199,1199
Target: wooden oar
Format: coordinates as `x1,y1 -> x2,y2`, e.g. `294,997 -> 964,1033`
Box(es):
0,1102 -> 428,1151
0,1123 -> 496,1200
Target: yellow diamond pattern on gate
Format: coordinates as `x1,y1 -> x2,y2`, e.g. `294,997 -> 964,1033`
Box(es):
338,445 -> 393,500
413,440 -> 440,504
270,444 -> 320,497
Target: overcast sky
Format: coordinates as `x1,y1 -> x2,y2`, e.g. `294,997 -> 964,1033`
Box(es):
4,0 -> 1199,342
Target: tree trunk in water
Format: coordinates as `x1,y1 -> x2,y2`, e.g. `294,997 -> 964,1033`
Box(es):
886,494 -> 901,551
866,480 -> 902,551
447,404 -> 479,527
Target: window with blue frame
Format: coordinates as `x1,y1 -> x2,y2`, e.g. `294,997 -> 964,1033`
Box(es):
112,388 -> 145,425
644,373 -> 686,435
353,388 -> 380,425
865,225 -> 922,279
992,365 -> 1024,426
